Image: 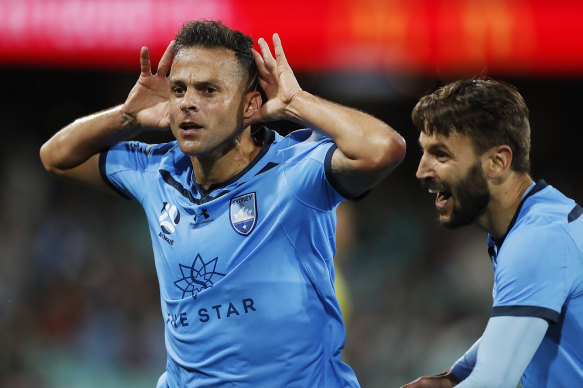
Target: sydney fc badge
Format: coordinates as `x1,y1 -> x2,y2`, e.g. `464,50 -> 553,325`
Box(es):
230,192 -> 257,236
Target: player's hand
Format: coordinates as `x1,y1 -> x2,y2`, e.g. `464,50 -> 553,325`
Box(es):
250,34 -> 302,123
400,371 -> 459,388
122,40 -> 175,128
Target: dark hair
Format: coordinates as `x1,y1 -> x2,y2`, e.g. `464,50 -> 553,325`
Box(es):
174,20 -> 258,92
412,78 -> 531,173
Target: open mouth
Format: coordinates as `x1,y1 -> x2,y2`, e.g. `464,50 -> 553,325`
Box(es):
428,188 -> 452,208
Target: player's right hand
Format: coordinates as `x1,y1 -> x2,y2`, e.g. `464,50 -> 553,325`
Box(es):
122,40 -> 175,129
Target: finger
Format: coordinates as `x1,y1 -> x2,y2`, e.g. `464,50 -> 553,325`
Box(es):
156,40 -> 175,77
258,37 -> 277,70
140,46 -> 152,76
272,33 -> 289,66
257,76 -> 270,92
252,48 -> 269,75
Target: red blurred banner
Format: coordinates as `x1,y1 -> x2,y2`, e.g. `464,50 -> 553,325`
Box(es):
1,0 -> 583,75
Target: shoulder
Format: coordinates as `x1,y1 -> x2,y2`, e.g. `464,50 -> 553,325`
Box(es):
274,128 -> 335,163
522,184 -> 577,222
108,140 -> 179,159
285,128 -> 329,144
113,140 -> 180,161
104,140 -> 186,177
510,185 -> 580,247
499,186 -> 580,269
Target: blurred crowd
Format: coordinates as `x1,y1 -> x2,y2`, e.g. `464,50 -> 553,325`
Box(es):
0,69 -> 581,387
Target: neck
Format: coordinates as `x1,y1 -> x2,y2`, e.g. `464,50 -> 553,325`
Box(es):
192,128 -> 261,189
477,172 -> 533,240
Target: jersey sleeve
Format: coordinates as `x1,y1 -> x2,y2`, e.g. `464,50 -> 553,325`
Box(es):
450,338 -> 480,381
492,226 -> 569,323
453,316 -> 548,387
99,141 -> 162,202
281,131 -> 346,211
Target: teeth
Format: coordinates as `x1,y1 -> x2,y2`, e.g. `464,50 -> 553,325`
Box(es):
428,189 -> 439,194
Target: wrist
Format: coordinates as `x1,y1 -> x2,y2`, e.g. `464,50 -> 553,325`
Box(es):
284,89 -> 310,122
445,369 -> 461,384
119,106 -> 139,127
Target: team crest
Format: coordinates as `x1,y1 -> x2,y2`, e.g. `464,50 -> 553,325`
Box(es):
230,192 -> 257,236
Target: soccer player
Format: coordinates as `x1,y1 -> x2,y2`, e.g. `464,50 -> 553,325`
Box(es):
402,79 -> 583,387
40,20 -> 406,387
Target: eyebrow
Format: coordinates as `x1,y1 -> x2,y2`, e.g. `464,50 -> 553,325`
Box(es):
169,78 -> 221,85
418,139 -> 451,154
169,79 -> 228,93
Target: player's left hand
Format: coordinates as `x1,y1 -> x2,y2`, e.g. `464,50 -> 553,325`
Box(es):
251,34 -> 302,123
400,371 -> 459,388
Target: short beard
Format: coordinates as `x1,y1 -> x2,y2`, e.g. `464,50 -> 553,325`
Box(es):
443,161 -> 490,229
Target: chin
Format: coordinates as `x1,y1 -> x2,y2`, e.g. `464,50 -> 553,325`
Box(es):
177,140 -> 202,155
438,216 -> 454,228
441,213 -> 477,230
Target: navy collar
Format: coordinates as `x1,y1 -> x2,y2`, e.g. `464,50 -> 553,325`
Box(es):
191,127 -> 275,197
492,179 -> 548,249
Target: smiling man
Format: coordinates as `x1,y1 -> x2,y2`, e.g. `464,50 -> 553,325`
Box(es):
402,79 -> 583,387
40,20 -> 406,387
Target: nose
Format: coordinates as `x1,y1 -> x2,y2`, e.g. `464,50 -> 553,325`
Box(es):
180,89 -> 199,112
416,153 -> 433,180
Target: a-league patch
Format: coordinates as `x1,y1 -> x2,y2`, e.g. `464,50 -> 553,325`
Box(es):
230,192 -> 257,236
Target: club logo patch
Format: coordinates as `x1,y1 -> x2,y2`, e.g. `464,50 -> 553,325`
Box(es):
230,192 -> 257,236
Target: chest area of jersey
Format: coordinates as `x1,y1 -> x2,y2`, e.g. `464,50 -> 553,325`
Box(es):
153,190 -> 264,247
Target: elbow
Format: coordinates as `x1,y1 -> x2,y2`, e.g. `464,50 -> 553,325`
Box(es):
39,142 -> 52,172
386,130 -> 407,167
39,141 -> 62,175
366,128 -> 406,172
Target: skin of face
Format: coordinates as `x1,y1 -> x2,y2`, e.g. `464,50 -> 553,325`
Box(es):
417,131 -> 491,229
168,46 -> 253,160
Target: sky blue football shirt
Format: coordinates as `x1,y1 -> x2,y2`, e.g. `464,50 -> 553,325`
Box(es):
99,128 -> 360,387
487,180 -> 583,387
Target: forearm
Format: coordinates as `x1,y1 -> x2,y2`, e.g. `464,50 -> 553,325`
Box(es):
450,338 -> 481,381
285,91 -> 406,170
40,105 -> 142,172
454,316 -> 548,387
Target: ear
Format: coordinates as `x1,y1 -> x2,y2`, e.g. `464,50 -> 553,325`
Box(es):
243,90 -> 262,121
483,145 -> 513,178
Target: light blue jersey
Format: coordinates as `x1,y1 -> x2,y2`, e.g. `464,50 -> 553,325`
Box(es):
99,128 -> 360,387
487,180 -> 583,387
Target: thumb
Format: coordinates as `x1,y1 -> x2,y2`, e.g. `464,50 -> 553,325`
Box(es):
158,114 -> 171,129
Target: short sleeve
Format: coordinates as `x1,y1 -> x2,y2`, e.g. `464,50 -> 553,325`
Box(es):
492,226 -> 568,323
281,131 -> 345,211
99,141 -> 163,202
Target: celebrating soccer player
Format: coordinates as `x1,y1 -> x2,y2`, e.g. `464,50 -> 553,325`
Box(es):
40,20 -> 406,386
402,79 -> 583,387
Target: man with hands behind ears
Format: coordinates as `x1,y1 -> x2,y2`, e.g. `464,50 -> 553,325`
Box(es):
402,79 -> 583,388
40,20 -> 406,387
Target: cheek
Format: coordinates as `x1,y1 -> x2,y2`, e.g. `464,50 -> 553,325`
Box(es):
168,101 -> 180,121
210,98 -> 240,120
